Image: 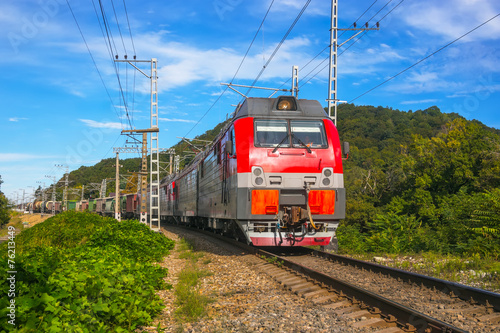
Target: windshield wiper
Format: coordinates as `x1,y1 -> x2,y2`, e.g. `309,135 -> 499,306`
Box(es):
291,133 -> 312,153
272,135 -> 290,153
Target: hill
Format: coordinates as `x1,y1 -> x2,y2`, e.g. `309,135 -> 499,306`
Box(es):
336,104 -> 500,256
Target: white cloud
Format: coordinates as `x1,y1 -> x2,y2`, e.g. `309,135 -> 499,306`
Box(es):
159,117 -> 196,123
128,33 -> 315,91
9,117 -> 28,122
0,153 -> 56,162
78,119 -> 123,129
402,0 -> 500,41
400,99 -> 439,105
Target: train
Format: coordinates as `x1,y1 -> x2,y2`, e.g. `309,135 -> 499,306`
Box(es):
26,95 -> 347,247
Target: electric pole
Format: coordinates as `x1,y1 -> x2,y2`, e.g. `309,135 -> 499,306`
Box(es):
45,175 -> 57,215
114,152 -> 122,221
55,164 -> 69,211
114,57 -> 161,232
36,181 -> 46,216
328,0 -> 379,125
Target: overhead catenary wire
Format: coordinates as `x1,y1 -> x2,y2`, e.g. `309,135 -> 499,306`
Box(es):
65,0 -> 122,125
244,0 -> 312,97
299,0 -> 406,89
95,0 -> 134,130
122,0 -> 137,128
110,0 -> 128,55
339,0 -> 405,56
280,0 -> 383,89
183,0 -> 276,138
349,12 -> 500,103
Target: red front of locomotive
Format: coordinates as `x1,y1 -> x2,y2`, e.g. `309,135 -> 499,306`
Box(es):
232,96 -> 346,246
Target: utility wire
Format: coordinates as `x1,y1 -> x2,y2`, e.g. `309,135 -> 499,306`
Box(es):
96,0 -> 133,130
65,0 -> 122,123
349,12 -> 500,103
300,0 -> 405,88
110,0 -> 127,55
244,0 -> 312,97
122,0 -> 137,128
122,0 -> 136,55
183,0 -> 276,138
338,0 -> 379,39
340,0 -> 404,56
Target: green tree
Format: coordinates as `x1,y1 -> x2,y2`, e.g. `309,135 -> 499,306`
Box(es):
470,189 -> 500,237
0,192 -> 10,228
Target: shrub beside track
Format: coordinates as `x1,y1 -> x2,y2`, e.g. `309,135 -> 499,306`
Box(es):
0,211 -> 175,332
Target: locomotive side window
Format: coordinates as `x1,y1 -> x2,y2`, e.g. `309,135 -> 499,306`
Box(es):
255,120 -> 289,148
291,120 -> 327,148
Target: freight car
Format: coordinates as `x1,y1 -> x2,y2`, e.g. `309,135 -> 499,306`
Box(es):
160,95 -> 346,246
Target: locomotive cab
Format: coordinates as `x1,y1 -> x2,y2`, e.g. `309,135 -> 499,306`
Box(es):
232,95 -> 346,246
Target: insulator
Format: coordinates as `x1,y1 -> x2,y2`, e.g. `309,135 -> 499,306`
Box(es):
115,55 -> 118,59
353,22 -> 357,28
376,22 -> 380,28
365,22 -> 368,28
124,55 -> 127,59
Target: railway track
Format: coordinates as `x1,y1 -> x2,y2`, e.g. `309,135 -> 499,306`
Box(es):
179,225 -> 499,332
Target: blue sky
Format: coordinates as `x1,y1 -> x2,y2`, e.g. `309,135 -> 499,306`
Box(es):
1,0 -> 500,202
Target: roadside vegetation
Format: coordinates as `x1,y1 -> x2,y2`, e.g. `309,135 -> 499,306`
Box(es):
0,211 -> 175,332
174,238 -> 213,328
336,105 -> 500,290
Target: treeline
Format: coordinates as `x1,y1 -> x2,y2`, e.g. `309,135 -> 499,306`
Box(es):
61,119 -> 231,199
60,103 -> 500,257
336,104 -> 500,257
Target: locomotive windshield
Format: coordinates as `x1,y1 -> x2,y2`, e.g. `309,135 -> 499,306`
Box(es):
291,120 -> 327,148
255,119 -> 290,148
254,119 -> 327,148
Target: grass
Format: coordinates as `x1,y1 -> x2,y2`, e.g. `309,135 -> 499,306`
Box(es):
348,252 -> 500,291
0,214 -> 23,237
174,238 -> 214,325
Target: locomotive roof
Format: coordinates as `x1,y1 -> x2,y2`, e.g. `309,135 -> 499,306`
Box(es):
234,96 -> 329,119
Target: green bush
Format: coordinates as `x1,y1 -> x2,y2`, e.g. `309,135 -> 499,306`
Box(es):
0,211 -> 174,332
336,222 -> 368,254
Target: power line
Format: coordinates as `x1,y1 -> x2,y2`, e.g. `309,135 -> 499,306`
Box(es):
244,0 -> 312,97
339,0 -> 405,56
122,0 -> 136,55
65,0 -> 122,123
349,12 -> 500,103
300,0 -> 405,88
95,0 -> 133,130
122,0 -> 137,128
183,0 -> 277,138
110,0 -> 127,55
338,0 -> 379,39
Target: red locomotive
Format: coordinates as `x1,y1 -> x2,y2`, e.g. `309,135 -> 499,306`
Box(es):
160,95 -> 346,246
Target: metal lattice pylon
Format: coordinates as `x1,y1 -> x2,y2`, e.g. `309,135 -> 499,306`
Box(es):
149,59 -> 160,232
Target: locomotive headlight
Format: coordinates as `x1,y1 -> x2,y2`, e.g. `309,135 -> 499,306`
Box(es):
320,167 -> 333,188
251,166 -> 266,187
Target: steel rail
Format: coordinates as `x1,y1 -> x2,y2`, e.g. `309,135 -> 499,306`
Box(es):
187,227 -> 468,333
304,249 -> 500,312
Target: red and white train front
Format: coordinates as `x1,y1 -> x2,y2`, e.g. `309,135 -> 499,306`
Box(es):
232,96 -> 345,246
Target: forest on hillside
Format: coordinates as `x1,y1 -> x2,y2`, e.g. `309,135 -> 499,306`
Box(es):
56,103 -> 500,257
336,104 -> 500,257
